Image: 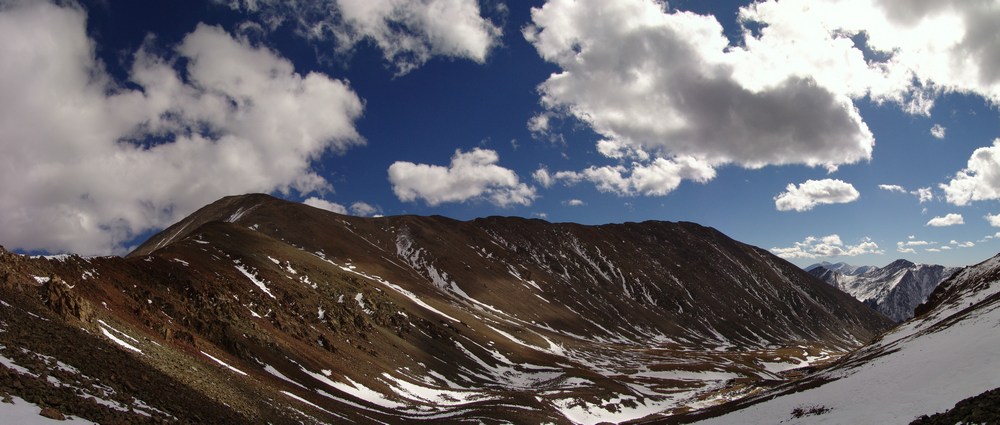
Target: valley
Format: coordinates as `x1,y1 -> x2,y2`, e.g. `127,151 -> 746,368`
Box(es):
0,194 -> 893,423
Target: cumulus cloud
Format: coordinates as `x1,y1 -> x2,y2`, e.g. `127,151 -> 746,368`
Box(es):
986,213 -> 1000,227
350,201 -> 380,217
930,124 -> 947,139
303,197 -> 348,214
533,167 -> 554,188
879,184 -> 934,203
0,2 -> 364,255
736,0 -> 1000,110
926,213 -> 964,227
913,187 -> 934,203
223,0 -> 501,74
896,243 -> 916,254
388,148 -> 536,207
774,179 -> 860,212
771,234 -> 883,259
526,0 -> 873,176
596,139 -> 649,161
550,156 -> 716,196
878,184 -> 907,193
941,139 -> 1000,206
563,199 -> 585,206
526,0 -> 1000,195
957,241 -> 975,248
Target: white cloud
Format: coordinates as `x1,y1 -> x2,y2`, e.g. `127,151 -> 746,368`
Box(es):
736,0 -> 1000,110
527,0 -> 1000,197
878,184 -> 934,203
878,184 -> 934,204
349,201 -> 379,217
224,0 -> 501,74
0,2 -> 364,255
525,0 -> 875,180
533,167 -> 554,188
941,245 -> 953,250
941,139 -> 1000,206
551,156 -> 716,196
303,197 -> 348,214
771,234 -> 883,259
926,213 -> 964,227
388,148 -> 536,207
596,139 -> 649,161
774,179 -> 860,212
896,239 -> 936,254
878,184 -> 907,193
987,213 -> 1000,227
563,199 -> 585,206
957,241 -> 975,248
912,187 -> 934,203
526,112 -> 567,145
930,124 -> 947,139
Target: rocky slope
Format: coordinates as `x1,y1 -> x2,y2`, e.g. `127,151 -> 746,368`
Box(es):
685,253 -> 1000,424
808,260 -> 958,322
0,194 -> 892,423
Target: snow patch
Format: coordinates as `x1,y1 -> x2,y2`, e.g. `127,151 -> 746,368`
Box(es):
201,351 -> 247,376
234,261 -> 276,299
99,324 -> 142,354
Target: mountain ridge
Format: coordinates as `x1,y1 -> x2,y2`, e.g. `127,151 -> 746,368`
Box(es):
1,193 -> 893,423
808,259 -> 958,322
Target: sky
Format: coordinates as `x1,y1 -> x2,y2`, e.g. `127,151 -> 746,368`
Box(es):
1,0 -> 1000,269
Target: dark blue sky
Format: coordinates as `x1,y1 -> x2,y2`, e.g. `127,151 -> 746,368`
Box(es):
2,0 -> 1000,267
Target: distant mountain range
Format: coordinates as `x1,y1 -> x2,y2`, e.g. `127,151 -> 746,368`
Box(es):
805,261 -> 877,276
0,194 -> 891,423
806,260 -> 959,322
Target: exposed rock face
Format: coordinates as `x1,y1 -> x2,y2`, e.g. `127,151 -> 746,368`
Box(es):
809,259 -> 958,322
0,194 -> 893,423
40,276 -> 92,322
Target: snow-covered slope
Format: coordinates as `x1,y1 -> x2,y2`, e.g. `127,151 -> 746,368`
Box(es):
809,259 -> 958,321
693,253 -> 1000,424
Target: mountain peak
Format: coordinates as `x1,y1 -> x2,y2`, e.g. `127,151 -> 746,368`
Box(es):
884,258 -> 916,270
128,194 -> 323,257
810,257 -> 958,321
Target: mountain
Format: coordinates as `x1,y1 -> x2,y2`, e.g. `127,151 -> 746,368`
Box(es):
808,259 -> 958,322
804,261 -> 876,276
685,252 -> 1000,425
0,194 -> 892,423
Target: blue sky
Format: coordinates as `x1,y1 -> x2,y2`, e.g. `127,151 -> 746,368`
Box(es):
1,0 -> 1000,269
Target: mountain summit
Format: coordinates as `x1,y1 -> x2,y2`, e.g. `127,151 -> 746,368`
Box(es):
0,194 -> 892,423
809,259 -> 958,321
